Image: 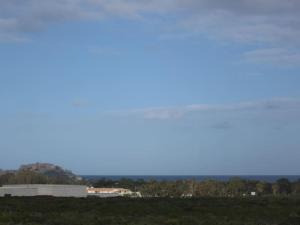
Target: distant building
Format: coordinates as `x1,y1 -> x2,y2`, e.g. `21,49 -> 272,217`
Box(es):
242,191 -> 257,197
181,193 -> 193,198
0,184 -> 87,198
87,187 -> 141,198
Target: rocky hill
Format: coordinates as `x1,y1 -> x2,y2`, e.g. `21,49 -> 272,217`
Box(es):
19,163 -> 82,181
0,163 -> 83,185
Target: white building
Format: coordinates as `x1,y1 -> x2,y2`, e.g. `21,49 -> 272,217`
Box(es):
0,184 -> 87,198
87,187 -> 141,197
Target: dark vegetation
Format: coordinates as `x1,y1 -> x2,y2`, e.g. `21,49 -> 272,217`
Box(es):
91,177 -> 300,197
1,164 -> 300,224
0,196 -> 299,225
1,163 -> 300,198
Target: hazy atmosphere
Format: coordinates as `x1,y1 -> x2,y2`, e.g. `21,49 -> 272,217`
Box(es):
1,0 -> 300,175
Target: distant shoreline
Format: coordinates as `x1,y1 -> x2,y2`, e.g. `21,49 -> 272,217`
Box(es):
82,175 -> 300,182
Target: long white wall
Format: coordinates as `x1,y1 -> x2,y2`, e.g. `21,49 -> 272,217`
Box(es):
0,185 -> 87,197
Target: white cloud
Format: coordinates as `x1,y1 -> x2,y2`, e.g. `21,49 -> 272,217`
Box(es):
178,13 -> 300,45
1,0 -> 300,66
0,0 -> 169,38
1,0 -> 300,40
243,48 -> 300,67
143,108 -> 185,119
121,98 -> 300,120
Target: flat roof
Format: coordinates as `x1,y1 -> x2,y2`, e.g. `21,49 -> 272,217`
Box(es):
2,184 -> 87,188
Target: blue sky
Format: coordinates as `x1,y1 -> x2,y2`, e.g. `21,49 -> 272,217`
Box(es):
1,0 -> 300,175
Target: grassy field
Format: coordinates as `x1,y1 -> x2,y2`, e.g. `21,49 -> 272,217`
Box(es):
0,197 -> 299,225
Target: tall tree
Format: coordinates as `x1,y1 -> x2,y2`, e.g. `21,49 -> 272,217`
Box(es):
275,178 -> 292,195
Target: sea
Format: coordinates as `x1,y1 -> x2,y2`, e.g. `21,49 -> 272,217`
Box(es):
82,175 -> 300,182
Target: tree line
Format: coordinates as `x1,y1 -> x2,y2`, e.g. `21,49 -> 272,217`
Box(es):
91,177 -> 300,197
2,171 -> 300,198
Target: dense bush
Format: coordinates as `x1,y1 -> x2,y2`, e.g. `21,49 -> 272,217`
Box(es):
0,197 -> 299,225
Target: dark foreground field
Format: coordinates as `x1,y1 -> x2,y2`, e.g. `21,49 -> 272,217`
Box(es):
0,197 -> 300,225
